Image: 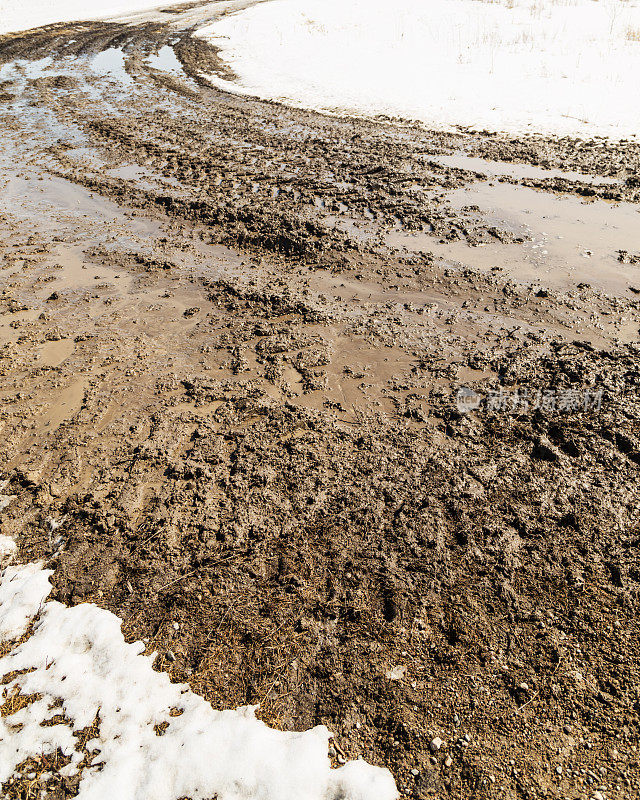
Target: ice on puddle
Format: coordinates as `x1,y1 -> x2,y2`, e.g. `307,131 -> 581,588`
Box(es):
0,564 -> 398,800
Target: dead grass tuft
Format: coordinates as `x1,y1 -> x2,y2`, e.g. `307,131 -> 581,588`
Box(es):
0,619 -> 38,661
0,687 -> 41,718
1,750 -> 75,800
0,694 -> 101,799
73,712 -> 101,755
154,720 -> 169,736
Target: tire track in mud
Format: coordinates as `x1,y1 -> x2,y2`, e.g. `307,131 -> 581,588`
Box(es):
1,9 -> 640,800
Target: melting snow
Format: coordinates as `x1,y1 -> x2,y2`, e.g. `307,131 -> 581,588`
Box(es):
0,564 -> 398,800
199,0 -> 640,139
0,0 -> 196,36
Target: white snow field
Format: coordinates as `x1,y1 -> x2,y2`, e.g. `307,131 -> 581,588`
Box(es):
0,564 -> 398,800
0,0 -> 197,36
199,0 -> 640,139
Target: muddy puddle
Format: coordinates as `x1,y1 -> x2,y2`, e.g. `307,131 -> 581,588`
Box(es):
0,164 -> 165,241
0,57 -> 51,80
387,180 -> 640,296
146,45 -> 188,79
36,338 -> 75,367
90,48 -> 133,85
35,376 -> 89,436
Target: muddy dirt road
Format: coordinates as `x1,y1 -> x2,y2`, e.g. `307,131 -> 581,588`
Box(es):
1,3 -> 640,798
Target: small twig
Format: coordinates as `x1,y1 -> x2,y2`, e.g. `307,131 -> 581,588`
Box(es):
206,599 -> 237,642
515,690 -> 540,714
332,740 -> 346,758
157,568 -> 200,593
260,676 -> 280,705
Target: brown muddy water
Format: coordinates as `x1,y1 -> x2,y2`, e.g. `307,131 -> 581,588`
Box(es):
386,177 -> 640,296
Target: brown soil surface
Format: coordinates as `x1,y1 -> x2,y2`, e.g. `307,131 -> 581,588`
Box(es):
1,5 -> 640,798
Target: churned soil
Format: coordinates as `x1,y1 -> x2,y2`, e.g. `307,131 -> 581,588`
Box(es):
1,6 -> 640,798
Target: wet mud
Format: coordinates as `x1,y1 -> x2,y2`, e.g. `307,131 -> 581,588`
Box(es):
1,4 -> 640,799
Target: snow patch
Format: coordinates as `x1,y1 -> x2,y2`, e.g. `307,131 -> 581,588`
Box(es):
0,537 -> 16,561
198,0 -> 640,139
0,563 -> 52,641
0,564 -> 398,800
0,0 -> 195,36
